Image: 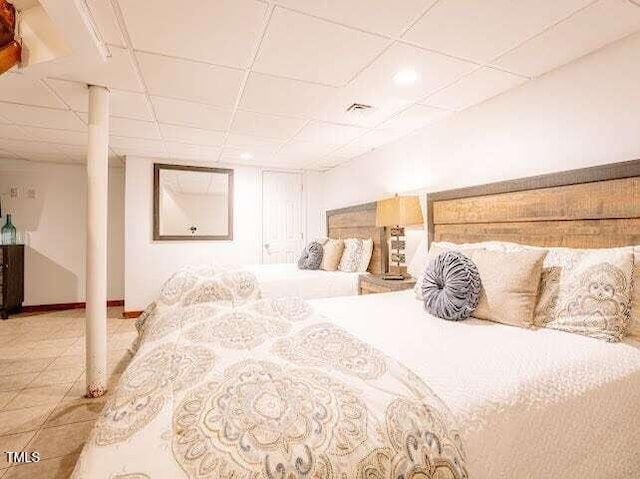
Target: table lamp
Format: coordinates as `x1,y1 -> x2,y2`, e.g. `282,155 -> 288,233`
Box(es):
376,194 -> 423,280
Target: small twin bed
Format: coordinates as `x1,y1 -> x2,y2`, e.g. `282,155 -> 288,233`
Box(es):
73,160 -> 640,479
210,201 -> 386,300
245,263 -> 361,299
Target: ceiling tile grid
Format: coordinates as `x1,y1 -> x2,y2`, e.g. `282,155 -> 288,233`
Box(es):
1,0 -> 639,169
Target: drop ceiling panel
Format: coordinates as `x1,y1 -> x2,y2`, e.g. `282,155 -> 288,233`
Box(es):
119,0 -> 267,68
294,120 -> 367,145
240,72 -> 337,118
0,125 -> 29,141
47,46 -> 144,92
151,97 -> 232,131
353,43 -> 478,101
164,142 -> 221,161
231,111 -> 307,139
313,88 -> 410,128
137,52 -> 244,108
0,149 -> 19,159
21,127 -> 88,145
78,113 -> 161,139
378,104 -> 453,135
110,136 -> 166,156
276,141 -> 336,160
0,139 -> 85,163
495,0 -> 640,77
331,141 -> 375,159
313,43 -> 475,127
345,128 -> 403,151
107,117 -> 161,140
221,146 -> 278,163
424,67 -> 528,111
254,7 -> 389,86
0,73 -> 66,109
159,124 -> 226,146
403,0 -> 594,63
226,133 -> 286,150
86,0 -> 126,47
0,104 -> 86,130
46,79 -> 154,121
273,0 -> 435,36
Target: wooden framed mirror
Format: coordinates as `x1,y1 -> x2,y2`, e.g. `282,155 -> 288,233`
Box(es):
153,163 -> 234,241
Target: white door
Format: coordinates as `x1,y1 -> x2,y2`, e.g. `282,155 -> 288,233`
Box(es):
262,171 -> 303,264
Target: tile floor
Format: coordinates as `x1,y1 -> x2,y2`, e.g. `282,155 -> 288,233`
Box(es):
0,307 -> 135,478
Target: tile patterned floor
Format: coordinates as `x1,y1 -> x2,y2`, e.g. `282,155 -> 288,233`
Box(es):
0,307 -> 135,479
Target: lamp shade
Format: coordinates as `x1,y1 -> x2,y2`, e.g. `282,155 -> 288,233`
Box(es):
376,195 -> 423,227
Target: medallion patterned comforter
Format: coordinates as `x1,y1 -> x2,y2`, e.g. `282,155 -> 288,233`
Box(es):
72,266 -> 467,478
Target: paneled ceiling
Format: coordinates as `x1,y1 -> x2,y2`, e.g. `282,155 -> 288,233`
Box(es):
1,0 -> 640,169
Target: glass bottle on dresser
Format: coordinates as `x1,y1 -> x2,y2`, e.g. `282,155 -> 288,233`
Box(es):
1,215 -> 16,245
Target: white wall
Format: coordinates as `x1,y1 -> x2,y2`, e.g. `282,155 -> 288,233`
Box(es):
160,189 -> 228,236
304,170 -> 326,240
124,157 -> 265,311
0,159 -> 124,305
323,32 -> 640,210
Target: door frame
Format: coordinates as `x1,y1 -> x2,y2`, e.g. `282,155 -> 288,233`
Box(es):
259,169 -> 306,264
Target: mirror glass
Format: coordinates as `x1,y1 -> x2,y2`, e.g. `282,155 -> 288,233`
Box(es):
154,164 -> 233,240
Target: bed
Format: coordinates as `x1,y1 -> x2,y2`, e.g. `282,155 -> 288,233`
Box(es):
73,159 -> 640,478
138,201 -> 387,308
244,263 -> 361,299
246,201 -> 387,299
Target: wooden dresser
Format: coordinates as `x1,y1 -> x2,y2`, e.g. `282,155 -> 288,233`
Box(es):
0,245 -> 24,319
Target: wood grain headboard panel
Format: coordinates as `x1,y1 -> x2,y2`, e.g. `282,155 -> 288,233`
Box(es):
427,159 -> 640,249
326,202 -> 387,275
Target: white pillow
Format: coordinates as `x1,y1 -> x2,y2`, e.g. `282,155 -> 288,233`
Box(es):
338,238 -> 373,273
407,237 -> 428,278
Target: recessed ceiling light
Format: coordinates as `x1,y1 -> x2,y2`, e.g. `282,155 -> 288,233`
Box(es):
393,69 -> 419,86
240,152 -> 253,160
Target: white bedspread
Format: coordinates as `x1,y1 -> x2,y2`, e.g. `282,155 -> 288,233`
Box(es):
244,263 -> 360,299
310,290 -> 640,479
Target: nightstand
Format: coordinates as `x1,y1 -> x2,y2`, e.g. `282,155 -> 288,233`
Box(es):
358,274 -> 417,295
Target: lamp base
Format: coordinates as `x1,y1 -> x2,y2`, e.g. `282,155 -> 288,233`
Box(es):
381,273 -> 408,280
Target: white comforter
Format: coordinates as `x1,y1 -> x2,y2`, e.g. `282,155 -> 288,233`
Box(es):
311,290 -> 640,479
245,263 -> 360,299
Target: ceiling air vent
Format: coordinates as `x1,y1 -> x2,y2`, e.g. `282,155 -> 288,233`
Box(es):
345,103 -> 375,115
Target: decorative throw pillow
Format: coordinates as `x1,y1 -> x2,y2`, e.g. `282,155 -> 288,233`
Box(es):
471,249 -> 547,328
320,239 -> 344,271
408,237 -> 428,278
414,242 -> 486,300
630,246 -> 640,339
297,241 -> 324,270
338,238 -> 373,273
533,247 -> 634,342
421,251 -> 481,321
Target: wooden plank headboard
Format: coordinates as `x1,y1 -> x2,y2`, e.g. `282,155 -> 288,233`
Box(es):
326,202 -> 387,275
426,159 -> 640,249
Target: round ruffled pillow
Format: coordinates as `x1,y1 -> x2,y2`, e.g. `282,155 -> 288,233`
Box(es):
421,251 -> 481,321
297,241 -> 324,270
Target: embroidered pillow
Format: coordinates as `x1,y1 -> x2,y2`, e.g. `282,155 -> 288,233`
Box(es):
533,247 -> 633,342
320,239 -> 344,271
630,246 -> 640,339
422,251 -> 481,321
338,238 -> 373,273
297,241 -> 324,270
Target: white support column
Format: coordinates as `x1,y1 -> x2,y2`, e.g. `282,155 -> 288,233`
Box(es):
85,85 -> 109,398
